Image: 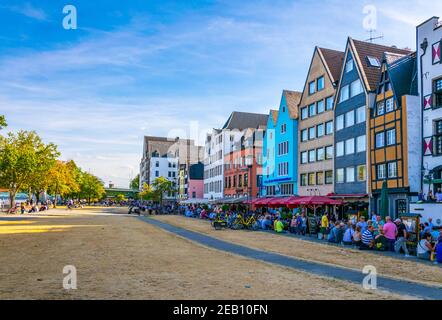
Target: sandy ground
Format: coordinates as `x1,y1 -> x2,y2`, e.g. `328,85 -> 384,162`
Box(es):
0,209 -> 408,300
152,215 -> 442,287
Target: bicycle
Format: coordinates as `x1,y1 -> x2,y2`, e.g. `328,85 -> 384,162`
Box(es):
212,213 -> 228,230
231,213 -> 260,231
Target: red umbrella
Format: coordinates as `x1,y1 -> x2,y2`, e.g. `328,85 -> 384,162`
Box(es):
267,196 -> 300,208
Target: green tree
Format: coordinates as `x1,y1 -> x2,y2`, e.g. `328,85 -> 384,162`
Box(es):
47,160 -> 80,208
114,194 -> 126,203
78,171 -> 105,204
130,173 -> 140,190
0,131 -> 59,206
152,176 -> 175,204
0,115 -> 6,130
139,183 -> 155,201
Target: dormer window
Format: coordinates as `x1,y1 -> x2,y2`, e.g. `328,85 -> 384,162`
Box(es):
345,59 -> 354,73
367,56 -> 381,68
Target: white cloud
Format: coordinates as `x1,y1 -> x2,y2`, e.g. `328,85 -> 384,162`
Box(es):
1,2 -> 47,21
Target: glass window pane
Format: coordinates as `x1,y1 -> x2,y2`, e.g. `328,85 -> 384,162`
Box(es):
336,115 -> 344,131
317,100 -> 325,113
346,167 -> 355,182
356,106 -> 366,123
345,110 -> 354,127
345,138 -> 355,155
357,135 -> 366,152
336,141 -> 344,157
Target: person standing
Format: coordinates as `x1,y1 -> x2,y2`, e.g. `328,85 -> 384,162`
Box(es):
382,216 -> 397,252
320,212 -> 329,240
394,218 -> 410,257
356,216 -> 368,233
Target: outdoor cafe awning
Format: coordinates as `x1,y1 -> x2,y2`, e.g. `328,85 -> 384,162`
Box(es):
286,196 -> 344,208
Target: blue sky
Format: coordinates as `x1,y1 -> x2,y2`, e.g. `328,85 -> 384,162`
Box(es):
0,0 -> 439,187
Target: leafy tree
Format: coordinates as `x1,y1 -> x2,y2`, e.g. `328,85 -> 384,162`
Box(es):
114,194 -> 126,203
0,131 -> 59,206
130,173 -> 140,190
78,171 -> 105,204
152,176 -> 175,204
0,115 -> 6,130
139,183 -> 155,201
47,160 -> 80,207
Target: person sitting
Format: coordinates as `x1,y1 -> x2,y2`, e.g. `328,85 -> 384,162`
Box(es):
436,232 -> 442,264
374,229 -> 388,251
417,233 -> 434,260
436,188 -> 442,203
356,216 -> 368,233
343,223 -> 355,245
353,226 -> 362,248
360,225 -> 375,250
274,217 -> 285,233
327,222 -> 338,243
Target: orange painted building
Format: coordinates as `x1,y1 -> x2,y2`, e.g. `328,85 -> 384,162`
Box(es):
223,128 -> 264,199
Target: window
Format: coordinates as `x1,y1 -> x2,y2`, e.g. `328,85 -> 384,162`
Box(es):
308,173 -> 316,186
309,127 -> 316,140
301,151 -> 308,164
238,175 -> 243,187
351,79 -> 363,97
346,167 -> 355,182
376,132 -> 385,148
155,171 -> 159,177
325,171 -> 333,184
336,141 -> 344,157
387,129 -> 396,146
309,81 -> 316,95
356,106 -> 366,123
336,168 -> 344,183
155,161 -> 159,167
356,135 -> 366,153
377,164 -> 386,180
377,101 -> 385,115
435,120 -> 442,155
316,148 -> 325,161
325,121 -> 333,135
300,174 -> 307,186
317,123 -> 324,137
301,107 -> 308,120
317,100 -> 325,114
336,115 -> 344,131
316,172 -> 324,185
345,58 -> 354,73
345,110 -> 354,127
357,165 -> 366,182
386,98 -> 394,112
309,103 -> 316,117
326,96 -> 334,111
367,56 -> 381,67
325,146 -> 333,159
301,129 -> 308,142
434,78 -> 442,108
388,162 -> 398,178
281,123 -> 286,134
340,85 -> 349,102
317,76 -> 325,91
309,150 -> 316,163
345,138 -> 355,155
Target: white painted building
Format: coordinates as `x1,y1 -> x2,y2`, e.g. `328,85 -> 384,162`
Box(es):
417,17 -> 442,196
203,129 -> 226,200
149,157 -> 178,200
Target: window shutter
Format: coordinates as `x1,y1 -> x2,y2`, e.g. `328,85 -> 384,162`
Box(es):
432,40 -> 441,64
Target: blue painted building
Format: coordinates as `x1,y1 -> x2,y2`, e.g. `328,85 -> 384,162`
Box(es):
333,38 -> 411,206
262,90 -> 302,197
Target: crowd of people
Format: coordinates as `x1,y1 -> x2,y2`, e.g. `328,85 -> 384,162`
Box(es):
178,203 -> 442,264
418,188 -> 442,202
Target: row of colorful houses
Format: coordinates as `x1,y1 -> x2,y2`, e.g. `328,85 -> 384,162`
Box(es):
201,16 -> 442,219
140,16 -> 442,220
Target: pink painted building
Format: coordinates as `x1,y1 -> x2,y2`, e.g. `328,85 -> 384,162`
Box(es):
187,162 -> 204,199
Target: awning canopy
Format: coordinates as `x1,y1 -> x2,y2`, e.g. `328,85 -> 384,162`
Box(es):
268,196 -> 299,208
179,198 -> 209,205
287,196 -> 344,208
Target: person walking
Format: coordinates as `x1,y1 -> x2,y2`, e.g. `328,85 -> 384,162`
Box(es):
382,216 -> 397,252
394,218 -> 410,257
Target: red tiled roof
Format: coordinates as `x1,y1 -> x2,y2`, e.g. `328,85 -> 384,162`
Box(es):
318,47 -> 345,83
283,90 -> 302,119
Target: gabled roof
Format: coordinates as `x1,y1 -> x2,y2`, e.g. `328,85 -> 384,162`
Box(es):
282,90 -> 302,119
318,47 -> 345,83
349,38 -> 412,92
222,111 -> 268,130
384,52 -> 418,104
269,109 -> 279,126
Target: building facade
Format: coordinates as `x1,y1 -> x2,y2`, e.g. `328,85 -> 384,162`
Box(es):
204,112 -> 268,200
333,38 -> 410,209
298,47 -> 344,196
418,17 -> 442,197
262,90 -> 301,197
224,128 -> 265,199
369,52 -> 420,216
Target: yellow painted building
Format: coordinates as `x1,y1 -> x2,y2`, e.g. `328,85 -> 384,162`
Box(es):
369,52 -> 421,217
